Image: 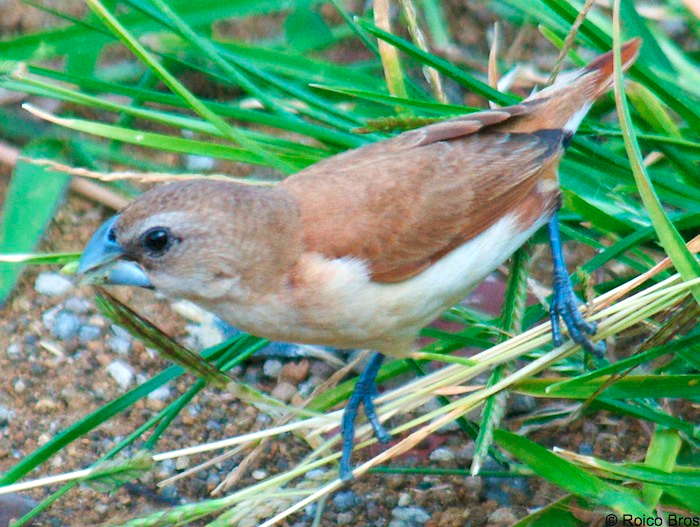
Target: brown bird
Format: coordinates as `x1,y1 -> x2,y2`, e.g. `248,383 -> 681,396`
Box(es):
78,40 -> 641,479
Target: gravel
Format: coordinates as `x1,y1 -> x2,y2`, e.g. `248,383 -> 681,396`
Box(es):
332,490 -> 358,511
64,297 -> 91,313
51,310 -> 81,340
0,493 -> 38,527
107,335 -> 131,355
390,506 -> 431,526
78,324 -> 102,342
147,385 -> 171,402
106,360 -> 135,390
262,359 -> 283,378
428,447 -> 455,462
34,272 -> 73,297
0,405 -> 14,426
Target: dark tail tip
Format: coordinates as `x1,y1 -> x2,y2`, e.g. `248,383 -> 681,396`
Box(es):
584,38 -> 642,78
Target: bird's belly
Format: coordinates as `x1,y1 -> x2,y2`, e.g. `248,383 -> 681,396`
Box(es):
209,211 -> 550,353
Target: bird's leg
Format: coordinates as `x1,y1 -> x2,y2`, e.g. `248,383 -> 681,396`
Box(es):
340,352 -> 391,481
547,213 -> 606,356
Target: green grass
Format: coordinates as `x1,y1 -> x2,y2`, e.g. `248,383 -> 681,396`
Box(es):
0,0 -> 698,525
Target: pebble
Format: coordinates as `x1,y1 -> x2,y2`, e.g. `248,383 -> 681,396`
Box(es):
78,325 -> 102,342
107,335 -> 131,355
397,492 -> 411,506
34,271 -> 73,296
332,490 -> 357,511
175,457 -> 190,470
262,359 -> 283,378
13,379 -> 27,394
0,493 -> 38,527
455,444 -> 475,462
336,512 -> 354,524
488,507 -> 517,525
6,343 -> 22,359
252,469 -> 267,480
507,394 -> 537,416
391,506 -> 430,525
156,459 -> 177,479
147,385 -> 171,402
50,311 -> 81,340
280,360 -> 310,383
429,447 -> 455,462
159,486 -> 179,502
185,154 -> 216,171
0,405 -> 14,426
271,381 -> 296,402
306,469 -> 327,481
107,360 -> 135,390
64,297 -> 91,313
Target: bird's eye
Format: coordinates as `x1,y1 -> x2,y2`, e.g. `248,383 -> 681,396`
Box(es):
140,227 -> 172,256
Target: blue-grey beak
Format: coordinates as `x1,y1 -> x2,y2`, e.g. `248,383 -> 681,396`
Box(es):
78,215 -> 153,288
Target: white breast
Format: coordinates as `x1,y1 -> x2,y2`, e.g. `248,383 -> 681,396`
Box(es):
208,212 -> 550,355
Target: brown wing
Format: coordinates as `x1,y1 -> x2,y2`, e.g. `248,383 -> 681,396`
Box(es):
280,107 -> 561,282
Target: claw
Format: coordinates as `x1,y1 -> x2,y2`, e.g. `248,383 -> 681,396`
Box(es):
340,353 -> 391,481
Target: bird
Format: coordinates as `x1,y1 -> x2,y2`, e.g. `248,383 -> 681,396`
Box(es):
78,40 -> 641,480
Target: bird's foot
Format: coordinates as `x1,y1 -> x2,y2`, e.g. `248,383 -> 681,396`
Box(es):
547,213 -> 605,357
340,353 -> 391,481
550,272 -> 605,356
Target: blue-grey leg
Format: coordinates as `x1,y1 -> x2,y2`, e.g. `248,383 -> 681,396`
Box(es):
340,352 -> 391,480
548,213 -> 606,356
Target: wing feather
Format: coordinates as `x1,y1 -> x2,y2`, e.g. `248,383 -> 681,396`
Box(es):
280,108 -> 561,282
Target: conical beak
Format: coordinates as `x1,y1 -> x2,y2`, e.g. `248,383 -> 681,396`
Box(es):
78,215 -> 153,288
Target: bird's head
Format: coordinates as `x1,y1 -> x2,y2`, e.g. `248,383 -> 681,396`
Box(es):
78,180 -> 301,302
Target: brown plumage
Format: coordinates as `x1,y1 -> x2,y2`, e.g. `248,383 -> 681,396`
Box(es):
80,40 -> 640,357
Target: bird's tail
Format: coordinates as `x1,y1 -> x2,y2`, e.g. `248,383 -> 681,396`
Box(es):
514,38 -> 642,134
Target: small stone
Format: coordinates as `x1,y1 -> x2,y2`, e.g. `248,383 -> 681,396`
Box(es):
306,469 -> 327,481
78,325 -> 102,343
488,507 -> 517,525
175,457 -> 190,470
429,447 -> 455,462
507,394 -> 536,416
51,310 -> 81,340
184,322 -> 224,350
156,459 -> 176,479
148,385 -> 171,402
271,381 -> 296,402
262,359 -> 283,378
107,336 -> 131,355
107,360 -> 135,390
455,444 -> 475,462
392,506 -> 430,525
397,492 -> 411,506
280,359 -> 310,383
251,469 -> 267,480
333,490 -> 357,511
111,325 -> 132,340
35,398 -> 59,413
35,271 -> 73,296
206,473 -> 219,491
6,343 -> 22,359
0,405 -> 14,426
159,485 -> 179,502
185,154 -> 216,171
64,297 -> 91,313
336,512 -> 353,524
0,493 -> 38,526
13,379 -> 27,394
